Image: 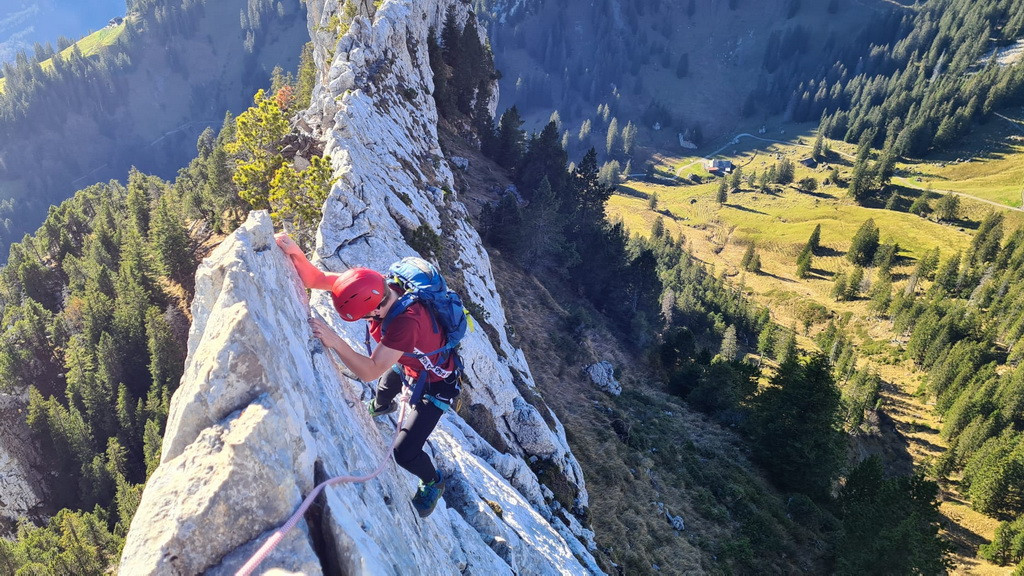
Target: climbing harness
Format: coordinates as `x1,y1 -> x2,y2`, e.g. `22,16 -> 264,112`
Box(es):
234,388 -> 412,576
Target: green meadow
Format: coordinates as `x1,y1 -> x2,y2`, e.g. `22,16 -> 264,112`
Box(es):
0,22 -> 125,93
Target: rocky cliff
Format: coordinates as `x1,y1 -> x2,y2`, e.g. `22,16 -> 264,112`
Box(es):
119,0 -> 601,573
0,390 -> 47,535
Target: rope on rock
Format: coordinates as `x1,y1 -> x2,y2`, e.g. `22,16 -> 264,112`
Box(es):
235,391 -> 410,576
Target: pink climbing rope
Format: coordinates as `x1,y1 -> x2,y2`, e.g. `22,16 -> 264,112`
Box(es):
235,393 -> 410,576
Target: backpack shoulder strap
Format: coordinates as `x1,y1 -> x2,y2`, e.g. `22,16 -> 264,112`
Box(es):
380,293 -> 417,334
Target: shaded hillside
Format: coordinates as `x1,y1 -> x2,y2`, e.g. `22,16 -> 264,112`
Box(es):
0,0 -> 309,258
476,0 -> 889,145
814,0 -> 1024,157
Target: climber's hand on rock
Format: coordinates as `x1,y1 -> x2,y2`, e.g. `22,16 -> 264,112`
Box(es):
309,316 -> 345,352
275,232 -> 303,258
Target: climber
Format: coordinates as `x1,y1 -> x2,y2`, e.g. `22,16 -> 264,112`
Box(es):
274,232 -> 458,518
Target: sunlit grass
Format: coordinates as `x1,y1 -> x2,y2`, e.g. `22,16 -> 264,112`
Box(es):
0,22 -> 125,94
896,108 -> 1024,208
611,175 -> 972,263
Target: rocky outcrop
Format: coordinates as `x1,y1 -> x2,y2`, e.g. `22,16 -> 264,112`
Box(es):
0,390 -> 47,536
584,361 -> 622,396
120,0 -> 600,573
119,213 -> 597,574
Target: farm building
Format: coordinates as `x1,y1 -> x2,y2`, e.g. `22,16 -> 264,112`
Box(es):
705,159 -> 734,174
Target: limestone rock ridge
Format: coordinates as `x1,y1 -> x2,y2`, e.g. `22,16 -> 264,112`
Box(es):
119,0 -> 600,573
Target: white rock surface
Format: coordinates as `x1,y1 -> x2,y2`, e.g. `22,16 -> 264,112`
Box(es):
121,0 -> 601,572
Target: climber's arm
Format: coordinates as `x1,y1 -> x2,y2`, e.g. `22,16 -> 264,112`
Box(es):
275,232 -> 339,291
308,317 -> 404,381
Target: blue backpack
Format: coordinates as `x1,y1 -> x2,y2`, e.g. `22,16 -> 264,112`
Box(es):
378,257 -> 471,403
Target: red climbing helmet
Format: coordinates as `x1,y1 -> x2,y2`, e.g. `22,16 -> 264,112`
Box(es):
331,268 -> 387,321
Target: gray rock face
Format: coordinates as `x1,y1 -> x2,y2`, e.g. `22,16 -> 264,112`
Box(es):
119,214 -> 597,575
0,390 -> 47,536
120,0 -> 602,573
584,361 -> 622,396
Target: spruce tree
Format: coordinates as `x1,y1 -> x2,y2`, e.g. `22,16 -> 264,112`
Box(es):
833,270 -> 848,301
720,325 -> 738,361
848,219 -> 880,266
730,167 -> 743,191
606,117 -> 619,155
748,354 -> 844,499
741,243 -> 756,271
935,193 -> 960,222
796,245 -> 813,278
493,106 -> 526,171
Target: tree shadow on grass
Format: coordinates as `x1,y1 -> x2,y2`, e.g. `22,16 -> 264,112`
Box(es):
751,269 -> 796,283
795,188 -> 837,200
814,246 -> 844,258
804,267 -> 835,279
725,203 -> 767,215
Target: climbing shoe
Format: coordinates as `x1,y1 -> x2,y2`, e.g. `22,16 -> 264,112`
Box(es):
412,471 -> 446,518
367,398 -> 397,418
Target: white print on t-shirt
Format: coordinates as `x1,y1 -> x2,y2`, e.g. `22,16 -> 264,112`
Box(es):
414,347 -> 453,380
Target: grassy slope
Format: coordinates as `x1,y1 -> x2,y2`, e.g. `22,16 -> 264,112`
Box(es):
898,107 -> 1024,210
606,120 -> 1024,575
0,23 -> 126,94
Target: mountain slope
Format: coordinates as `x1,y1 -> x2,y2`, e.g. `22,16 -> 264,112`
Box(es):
0,0 -> 309,257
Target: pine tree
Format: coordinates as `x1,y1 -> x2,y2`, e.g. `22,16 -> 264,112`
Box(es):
717,178 -> 729,204
776,158 -> 795,185
846,266 -> 864,300
909,191 -> 932,217
517,121 -> 568,197
870,272 -> 893,313
651,216 -> 665,238
848,156 -> 872,204
295,42 -> 316,110
578,119 -> 591,142
225,89 -> 289,210
931,251 -> 962,296
268,155 -> 335,240
807,224 -> 821,252
454,14 -> 485,114
758,323 -> 776,358
427,27 -> 452,116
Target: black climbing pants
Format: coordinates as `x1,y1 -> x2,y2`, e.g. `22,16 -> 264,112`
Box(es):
375,369 -> 460,485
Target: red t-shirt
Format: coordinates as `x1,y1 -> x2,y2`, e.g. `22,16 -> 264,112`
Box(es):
368,301 -> 456,383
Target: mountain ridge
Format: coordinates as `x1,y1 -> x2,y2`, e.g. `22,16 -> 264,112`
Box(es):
118,0 -> 601,572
